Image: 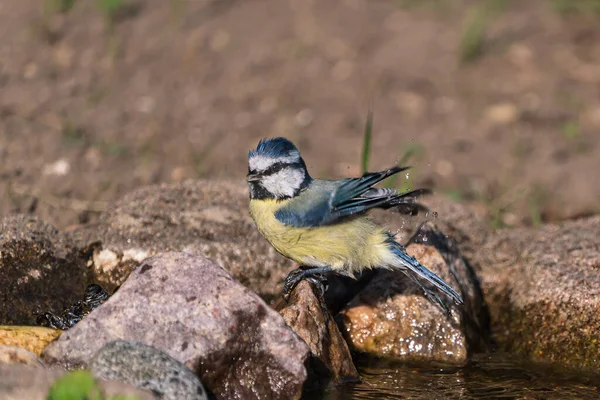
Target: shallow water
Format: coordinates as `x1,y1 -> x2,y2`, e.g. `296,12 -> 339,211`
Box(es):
323,353 -> 600,400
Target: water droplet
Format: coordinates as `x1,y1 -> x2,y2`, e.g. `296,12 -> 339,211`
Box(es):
432,211 -> 438,218
422,237 -> 428,242
405,172 -> 410,179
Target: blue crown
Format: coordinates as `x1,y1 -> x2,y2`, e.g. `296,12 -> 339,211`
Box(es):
248,137 -> 298,158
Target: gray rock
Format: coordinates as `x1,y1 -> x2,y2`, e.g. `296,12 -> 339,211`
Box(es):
89,340 -> 207,400
0,345 -> 45,367
337,221 -> 488,365
475,215 -> 600,372
0,215 -> 89,325
42,251 -> 309,400
69,180 -> 295,303
0,364 -> 157,400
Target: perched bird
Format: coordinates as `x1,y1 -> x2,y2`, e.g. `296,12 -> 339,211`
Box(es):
246,137 -> 463,313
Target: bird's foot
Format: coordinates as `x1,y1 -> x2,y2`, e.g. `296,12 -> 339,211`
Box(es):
282,267 -> 331,302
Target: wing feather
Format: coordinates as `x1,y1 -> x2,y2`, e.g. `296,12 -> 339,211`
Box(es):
275,166 -> 431,227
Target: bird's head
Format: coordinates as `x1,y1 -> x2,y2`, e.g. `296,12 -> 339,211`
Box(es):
247,137 -> 312,200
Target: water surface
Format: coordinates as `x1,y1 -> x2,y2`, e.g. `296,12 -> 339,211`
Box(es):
323,353 -> 600,399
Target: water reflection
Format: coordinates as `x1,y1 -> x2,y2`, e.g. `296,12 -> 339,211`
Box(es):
324,353 -> 600,399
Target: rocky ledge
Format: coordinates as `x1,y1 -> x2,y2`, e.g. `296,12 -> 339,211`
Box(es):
1,179 -> 599,399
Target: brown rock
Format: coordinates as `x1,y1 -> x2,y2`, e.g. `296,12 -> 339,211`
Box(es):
277,280 -> 359,387
69,180 -> 294,303
0,364 -> 157,400
42,252 -> 309,400
337,221 -> 488,365
475,216 -> 600,372
0,345 -> 45,366
0,215 -> 90,325
0,326 -> 62,356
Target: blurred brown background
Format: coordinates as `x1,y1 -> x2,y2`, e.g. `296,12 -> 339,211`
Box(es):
0,0 -> 598,229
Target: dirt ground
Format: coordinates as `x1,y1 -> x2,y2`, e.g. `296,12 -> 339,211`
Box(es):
0,0 -> 598,229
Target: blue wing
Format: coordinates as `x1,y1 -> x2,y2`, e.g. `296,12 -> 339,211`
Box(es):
275,165 -> 430,228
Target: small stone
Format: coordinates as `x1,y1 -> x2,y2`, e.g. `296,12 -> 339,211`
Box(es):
331,60 -> 354,81
0,345 -> 45,366
84,147 -> 103,170
210,30 -> 230,52
435,160 -> 454,177
294,108 -> 314,127
395,91 -> 427,119
89,340 -> 207,400
170,167 -> 187,182
53,43 -> 74,69
501,212 -> 519,227
42,158 -> 71,176
0,326 -> 62,357
93,249 -> 119,275
484,103 -> 519,126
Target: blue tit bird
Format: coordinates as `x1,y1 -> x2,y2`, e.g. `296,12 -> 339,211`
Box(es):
246,137 -> 463,313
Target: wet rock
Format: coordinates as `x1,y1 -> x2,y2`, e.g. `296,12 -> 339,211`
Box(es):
89,340 -> 207,400
42,252 -> 309,400
475,216 -> 600,372
0,345 -> 45,366
0,215 -> 90,325
277,280 -> 359,387
69,180 -> 294,302
0,326 -> 62,356
337,222 -> 487,365
0,365 -> 157,400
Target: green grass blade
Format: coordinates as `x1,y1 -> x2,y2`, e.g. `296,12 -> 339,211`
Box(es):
360,110 -> 373,175
384,142 -> 424,189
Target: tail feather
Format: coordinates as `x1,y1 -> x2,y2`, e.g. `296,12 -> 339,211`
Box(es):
389,241 -> 464,305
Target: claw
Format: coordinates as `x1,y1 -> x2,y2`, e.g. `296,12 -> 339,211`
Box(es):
281,266 -> 333,301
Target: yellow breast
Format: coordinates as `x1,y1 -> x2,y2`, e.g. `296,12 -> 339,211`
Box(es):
249,198 -> 391,274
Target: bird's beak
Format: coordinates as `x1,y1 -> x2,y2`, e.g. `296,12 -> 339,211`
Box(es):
246,173 -> 260,183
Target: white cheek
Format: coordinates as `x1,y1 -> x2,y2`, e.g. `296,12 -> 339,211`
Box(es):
261,168 -> 304,197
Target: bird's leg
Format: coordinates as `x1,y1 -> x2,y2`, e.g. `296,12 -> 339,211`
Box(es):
406,273 -> 451,317
282,266 -> 333,301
